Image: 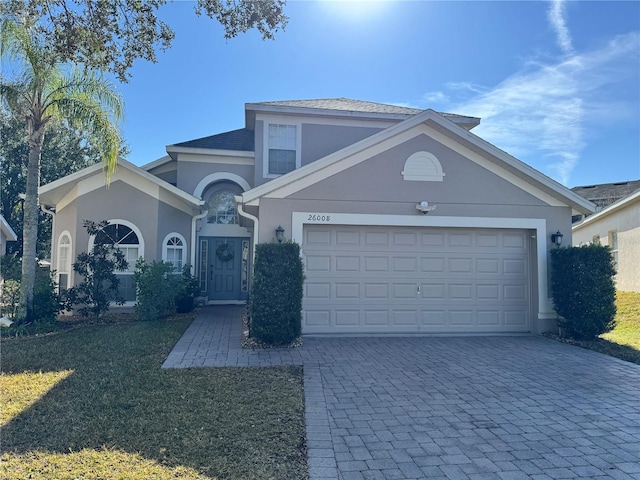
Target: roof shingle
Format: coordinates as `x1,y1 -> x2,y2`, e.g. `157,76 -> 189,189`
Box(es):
171,128 -> 254,151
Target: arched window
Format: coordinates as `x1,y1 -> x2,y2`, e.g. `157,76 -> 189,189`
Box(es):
206,189 -> 240,224
90,221 -> 143,302
57,232 -> 72,291
94,223 -> 140,272
163,233 -> 186,271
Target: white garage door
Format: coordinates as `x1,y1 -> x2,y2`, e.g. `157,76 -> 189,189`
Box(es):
302,225 -> 531,334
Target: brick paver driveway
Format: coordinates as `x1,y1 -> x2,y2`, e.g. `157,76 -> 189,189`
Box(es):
164,307 -> 640,480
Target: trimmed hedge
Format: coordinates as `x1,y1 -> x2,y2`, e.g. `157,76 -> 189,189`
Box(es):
550,244 -> 616,340
250,242 -> 304,345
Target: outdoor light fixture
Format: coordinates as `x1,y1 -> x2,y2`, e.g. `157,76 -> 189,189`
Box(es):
551,230 -> 563,247
275,225 -> 285,243
416,201 -> 436,214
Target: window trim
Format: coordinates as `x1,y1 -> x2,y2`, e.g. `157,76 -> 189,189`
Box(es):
162,232 -> 187,272
88,219 -> 144,273
57,231 -> 72,290
262,120 -> 301,179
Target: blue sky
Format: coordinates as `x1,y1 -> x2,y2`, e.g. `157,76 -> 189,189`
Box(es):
118,0 -> 640,188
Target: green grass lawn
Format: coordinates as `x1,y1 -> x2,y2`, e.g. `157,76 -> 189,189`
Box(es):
557,291 -> 640,365
0,315 -> 307,480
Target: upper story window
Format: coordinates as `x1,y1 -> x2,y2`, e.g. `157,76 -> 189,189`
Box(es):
267,124 -> 298,176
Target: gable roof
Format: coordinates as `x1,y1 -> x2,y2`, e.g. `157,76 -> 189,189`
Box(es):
572,180 -> 640,209
242,108 -> 595,214
168,128 -> 254,152
1,214 -> 18,242
245,97 -> 481,130
39,158 -> 203,210
573,187 -> 640,231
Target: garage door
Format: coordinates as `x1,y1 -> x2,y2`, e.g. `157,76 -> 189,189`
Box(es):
302,225 -> 531,334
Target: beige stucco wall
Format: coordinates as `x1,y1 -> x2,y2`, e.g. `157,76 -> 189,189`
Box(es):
573,198 -> 640,292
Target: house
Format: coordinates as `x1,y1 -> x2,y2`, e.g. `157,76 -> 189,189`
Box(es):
572,182 -> 640,293
571,180 -> 640,223
39,98 -> 595,334
0,214 -> 18,257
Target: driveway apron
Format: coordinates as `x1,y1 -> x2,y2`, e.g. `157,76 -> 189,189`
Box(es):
163,306 -> 640,480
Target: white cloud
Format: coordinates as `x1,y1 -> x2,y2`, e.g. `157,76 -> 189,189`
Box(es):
548,0 -> 574,56
422,91 -> 448,104
435,30 -> 638,185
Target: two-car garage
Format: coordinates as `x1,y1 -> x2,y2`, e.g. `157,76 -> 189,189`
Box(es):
302,225 -> 533,335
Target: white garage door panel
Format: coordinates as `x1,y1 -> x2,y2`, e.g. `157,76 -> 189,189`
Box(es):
302,225 -> 531,334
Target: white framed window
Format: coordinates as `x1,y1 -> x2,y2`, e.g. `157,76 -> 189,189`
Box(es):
89,220 -> 144,302
265,123 -> 300,177
163,233 -> 187,271
57,232 -> 72,291
207,190 -> 238,224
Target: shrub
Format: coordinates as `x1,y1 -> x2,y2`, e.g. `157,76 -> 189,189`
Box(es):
1,279 -> 20,319
33,267 -> 62,322
250,242 -> 304,345
175,265 -> 199,313
550,244 -> 617,340
1,264 -> 60,323
0,254 -> 21,282
66,220 -> 128,319
134,259 -> 177,321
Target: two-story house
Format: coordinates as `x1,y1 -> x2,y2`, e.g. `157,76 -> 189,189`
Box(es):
39,98 -> 595,335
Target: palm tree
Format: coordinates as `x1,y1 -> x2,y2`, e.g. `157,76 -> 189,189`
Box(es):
1,18 -> 123,321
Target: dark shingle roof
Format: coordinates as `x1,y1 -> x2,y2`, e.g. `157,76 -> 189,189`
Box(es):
572,180 -> 640,209
171,128 -> 254,151
253,98 -> 423,115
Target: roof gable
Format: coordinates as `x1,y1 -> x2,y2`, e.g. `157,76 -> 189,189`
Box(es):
242,109 -> 595,214
39,158 -> 203,212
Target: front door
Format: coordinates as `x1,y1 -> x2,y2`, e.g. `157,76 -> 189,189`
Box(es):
200,237 -> 249,302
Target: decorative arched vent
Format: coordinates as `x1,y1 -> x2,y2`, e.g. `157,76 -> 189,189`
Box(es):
401,151 -> 445,182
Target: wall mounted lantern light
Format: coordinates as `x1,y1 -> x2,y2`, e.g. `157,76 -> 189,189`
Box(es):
551,230 -> 563,247
275,225 -> 285,243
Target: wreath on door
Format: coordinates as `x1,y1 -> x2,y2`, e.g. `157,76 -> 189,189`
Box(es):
216,243 -> 234,262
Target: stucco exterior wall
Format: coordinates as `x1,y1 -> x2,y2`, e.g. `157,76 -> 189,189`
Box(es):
253,119 -> 386,187
54,180 -> 194,287
176,158 -> 254,195
300,124 -> 382,166
573,199 -> 640,292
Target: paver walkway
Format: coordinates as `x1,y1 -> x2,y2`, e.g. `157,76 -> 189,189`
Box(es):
163,306 -> 640,480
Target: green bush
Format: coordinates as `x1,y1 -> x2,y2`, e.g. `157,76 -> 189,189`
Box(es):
66,220 -> 128,319
1,264 -> 60,323
175,265 -> 199,313
0,254 -> 21,281
33,267 -> 62,322
250,242 -> 304,345
134,259 -> 177,321
550,244 -> 617,340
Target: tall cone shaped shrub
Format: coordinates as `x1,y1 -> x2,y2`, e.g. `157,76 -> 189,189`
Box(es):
250,242 -> 304,345
550,244 -> 616,340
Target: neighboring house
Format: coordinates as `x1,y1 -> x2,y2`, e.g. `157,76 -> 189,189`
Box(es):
571,180 -> 640,223
572,184 -> 640,293
0,214 -> 18,257
39,98 -> 595,334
